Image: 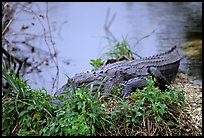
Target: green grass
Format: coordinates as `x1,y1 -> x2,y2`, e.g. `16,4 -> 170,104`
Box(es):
89,38 -> 136,69
2,37 -> 198,136
2,62 -> 54,136
89,58 -> 103,69
89,38 -> 141,69
3,60 -> 192,136
104,37 -> 134,60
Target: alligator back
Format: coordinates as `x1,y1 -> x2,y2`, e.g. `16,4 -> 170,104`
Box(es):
97,46 -> 183,82
53,46 -> 183,98
137,46 -> 183,82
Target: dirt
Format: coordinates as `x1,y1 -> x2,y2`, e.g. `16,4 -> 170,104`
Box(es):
172,70 -> 202,135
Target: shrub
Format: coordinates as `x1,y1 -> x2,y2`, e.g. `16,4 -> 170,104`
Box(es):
3,61 -> 195,136
42,86 -> 102,136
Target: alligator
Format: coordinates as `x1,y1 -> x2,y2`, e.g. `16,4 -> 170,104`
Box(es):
51,46 -> 183,104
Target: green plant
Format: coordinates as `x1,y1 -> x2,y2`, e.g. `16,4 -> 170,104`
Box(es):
89,58 -> 103,69
2,62 -> 55,136
41,85 -> 104,136
104,37 -> 134,60
2,60 -> 193,136
3,50 -> 191,136
129,76 -> 185,123
3,63 -> 104,136
3,60 -> 106,136
97,76 -> 185,135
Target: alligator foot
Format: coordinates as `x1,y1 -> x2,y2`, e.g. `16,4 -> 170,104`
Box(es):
148,67 -> 170,85
120,67 -> 171,99
119,77 -> 148,99
148,66 -> 170,91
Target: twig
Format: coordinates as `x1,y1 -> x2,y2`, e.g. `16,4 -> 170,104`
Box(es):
2,47 -> 23,64
11,123 -> 19,134
26,59 -> 47,74
133,30 -> 155,48
104,8 -> 117,41
107,13 -> 116,29
17,2 -> 60,92
45,2 -> 59,92
2,17 -> 14,35
104,7 -> 110,30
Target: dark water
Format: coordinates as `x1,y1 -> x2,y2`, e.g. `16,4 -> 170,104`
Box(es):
8,2 -> 202,93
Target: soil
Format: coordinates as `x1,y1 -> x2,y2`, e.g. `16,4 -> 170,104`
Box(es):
172,70 -> 202,135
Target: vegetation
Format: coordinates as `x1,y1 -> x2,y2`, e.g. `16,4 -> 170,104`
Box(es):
2,2 -> 201,136
104,37 -> 134,60
89,58 -> 104,69
3,58 -> 198,136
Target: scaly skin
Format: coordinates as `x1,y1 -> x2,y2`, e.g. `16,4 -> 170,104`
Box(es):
52,46 -> 183,103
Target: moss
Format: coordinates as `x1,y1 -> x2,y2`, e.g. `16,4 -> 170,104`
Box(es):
180,40 -> 202,60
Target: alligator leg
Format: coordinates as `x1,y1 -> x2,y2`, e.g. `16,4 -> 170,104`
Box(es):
120,76 -> 148,99
120,67 -> 171,99
147,66 -> 170,89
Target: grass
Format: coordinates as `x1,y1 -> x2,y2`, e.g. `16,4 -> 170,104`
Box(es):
89,58 -> 103,69
2,60 -> 198,136
2,63 -> 54,135
89,38 -> 138,69
2,38 -> 200,136
104,37 -> 136,60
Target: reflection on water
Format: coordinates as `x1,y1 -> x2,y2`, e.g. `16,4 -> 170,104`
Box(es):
9,2 -> 202,92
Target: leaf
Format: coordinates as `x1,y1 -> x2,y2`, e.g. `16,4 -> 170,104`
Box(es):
57,110 -> 66,117
50,122 -> 57,131
167,121 -> 173,127
19,110 -> 29,117
151,103 -> 157,112
77,102 -> 82,110
135,111 -> 142,117
91,125 -> 95,136
89,113 -> 96,119
87,98 -> 92,105
155,115 -> 162,122
136,98 -> 144,106
6,105 -> 15,113
89,58 -> 103,69
27,105 -> 35,111
34,112 -> 41,121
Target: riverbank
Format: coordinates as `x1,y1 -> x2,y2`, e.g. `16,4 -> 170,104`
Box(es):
173,71 -> 202,135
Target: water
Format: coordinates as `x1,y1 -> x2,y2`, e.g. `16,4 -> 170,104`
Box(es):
8,2 -> 202,93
